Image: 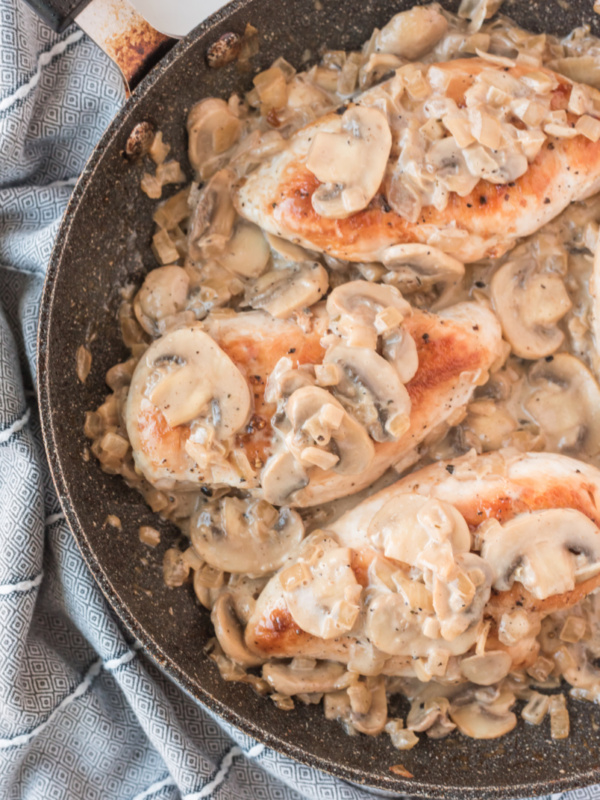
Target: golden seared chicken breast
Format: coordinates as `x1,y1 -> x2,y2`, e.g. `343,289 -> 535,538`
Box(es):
236,57 -> 600,263
126,281 -> 503,506
245,449 -> 600,680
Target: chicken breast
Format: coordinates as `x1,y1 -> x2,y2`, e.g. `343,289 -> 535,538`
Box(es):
236,58 -> 600,264
126,298 -> 502,507
245,450 -> 600,677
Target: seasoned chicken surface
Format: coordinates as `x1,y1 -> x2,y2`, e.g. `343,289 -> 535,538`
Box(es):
126,292 -> 502,507
236,58 -> 600,264
245,450 -> 600,674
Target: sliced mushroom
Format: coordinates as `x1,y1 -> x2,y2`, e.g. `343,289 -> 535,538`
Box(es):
265,357 -> 316,405
127,324 -> 250,440
307,106 -> 392,219
431,553 -> 493,642
350,676 -> 388,735
380,327 -> 419,384
459,651 -> 513,686
281,533 -> 362,639
133,266 -> 190,335
187,98 -> 242,179
490,260 -> 572,359
245,262 -> 329,318
368,494 -> 471,567
216,222 -> 270,277
262,660 -> 348,695
525,353 -> 600,457
190,496 -> 305,575
285,385 -> 375,475
375,5 -> 448,59
407,696 -> 454,734
326,280 -> 411,349
261,449 -> 310,506
428,137 -> 480,197
480,508 -> 600,600
381,243 -> 465,300
324,344 -> 411,441
188,168 -> 237,261
266,233 -> 314,263
450,691 -> 517,739
212,593 -> 265,667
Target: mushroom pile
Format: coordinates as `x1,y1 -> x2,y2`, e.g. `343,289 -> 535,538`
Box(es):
82,0 -> 600,753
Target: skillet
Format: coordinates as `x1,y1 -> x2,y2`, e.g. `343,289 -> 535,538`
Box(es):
37,0 -> 600,796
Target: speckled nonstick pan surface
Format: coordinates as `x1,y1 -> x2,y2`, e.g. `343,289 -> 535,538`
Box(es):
37,0 -> 600,796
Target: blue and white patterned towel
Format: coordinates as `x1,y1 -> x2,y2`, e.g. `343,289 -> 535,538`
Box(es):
0,2 -> 597,798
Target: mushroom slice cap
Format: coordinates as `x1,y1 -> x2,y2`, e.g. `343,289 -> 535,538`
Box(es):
187,98 -> 242,176
525,353 -> 600,458
459,651 -> 513,686
261,449 -> 310,506
450,691 -> 517,739
350,677 -> 388,736
281,533 -> 362,639
368,493 -> 471,567
211,593 -> 265,667
216,222 -> 270,278
326,280 -> 411,348
190,496 -> 305,576
262,660 -> 347,695
490,260 -> 572,360
245,262 -> 329,318
480,508 -> 600,600
285,385 -> 375,475
324,344 -> 411,441
127,324 -> 251,434
133,265 -> 190,335
307,106 -> 393,219
381,244 -> 465,293
375,5 -> 448,59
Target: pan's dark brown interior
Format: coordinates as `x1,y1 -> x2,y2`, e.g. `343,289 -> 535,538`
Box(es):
38,1 -> 600,797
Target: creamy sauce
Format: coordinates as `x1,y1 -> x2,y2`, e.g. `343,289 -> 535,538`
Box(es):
84,0 -> 600,749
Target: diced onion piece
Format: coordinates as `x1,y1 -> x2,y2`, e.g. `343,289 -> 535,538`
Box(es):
470,109 -> 502,149
156,160 -> 186,186
150,132 -> 170,164
521,70 -> 558,94
163,548 -> 190,587
76,345 -> 92,383
105,514 -> 122,529
549,694 -> 569,739
385,719 -> 419,750
569,84 -> 593,115
475,48 -> 515,67
576,115 -> 600,142
300,446 -> 339,470
554,645 -> 576,673
140,172 -> 162,199
544,122 -> 579,138
521,692 -> 550,725
153,187 -> 191,230
559,615 -> 587,643
139,525 -> 161,547
527,656 -> 555,683
152,229 -> 179,264
443,115 -> 475,148
253,66 -> 288,109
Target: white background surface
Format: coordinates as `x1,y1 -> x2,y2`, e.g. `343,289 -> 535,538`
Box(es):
129,0 -> 227,37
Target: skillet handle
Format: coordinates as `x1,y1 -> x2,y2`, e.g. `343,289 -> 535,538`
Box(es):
22,0 -> 176,90
21,0 -> 91,32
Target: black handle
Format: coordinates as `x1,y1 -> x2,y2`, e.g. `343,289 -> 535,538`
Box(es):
22,0 -> 93,32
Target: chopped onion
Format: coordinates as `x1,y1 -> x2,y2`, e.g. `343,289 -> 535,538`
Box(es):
549,694 -> 570,739
76,344 -> 92,383
521,691 -> 550,725
139,525 -> 161,547
385,719 -> 419,750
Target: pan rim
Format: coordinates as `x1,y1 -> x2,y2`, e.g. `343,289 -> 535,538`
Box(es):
36,1 -> 600,796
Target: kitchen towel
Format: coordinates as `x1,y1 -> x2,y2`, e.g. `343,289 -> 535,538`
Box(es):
0,1 -> 594,798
